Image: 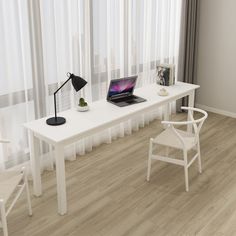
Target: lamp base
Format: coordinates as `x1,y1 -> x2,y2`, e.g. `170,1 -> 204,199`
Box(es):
46,117 -> 66,126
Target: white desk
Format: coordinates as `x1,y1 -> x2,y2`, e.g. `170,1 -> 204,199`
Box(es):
24,82 -> 199,215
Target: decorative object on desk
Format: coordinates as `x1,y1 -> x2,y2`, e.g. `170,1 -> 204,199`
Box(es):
158,88 -> 169,96
156,64 -> 175,86
77,97 -> 89,112
46,72 -> 87,126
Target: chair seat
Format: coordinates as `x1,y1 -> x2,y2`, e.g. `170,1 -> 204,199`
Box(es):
153,128 -> 196,150
0,171 -> 23,203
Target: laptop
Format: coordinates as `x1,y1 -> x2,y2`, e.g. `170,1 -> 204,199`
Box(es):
107,76 -> 146,107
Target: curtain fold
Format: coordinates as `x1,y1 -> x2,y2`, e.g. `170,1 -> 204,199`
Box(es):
0,0 -> 183,170
177,0 -> 200,108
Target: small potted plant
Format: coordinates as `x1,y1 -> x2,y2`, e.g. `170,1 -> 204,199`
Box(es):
77,97 -> 89,111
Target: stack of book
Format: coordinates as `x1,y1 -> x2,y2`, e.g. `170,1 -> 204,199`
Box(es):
156,64 -> 175,86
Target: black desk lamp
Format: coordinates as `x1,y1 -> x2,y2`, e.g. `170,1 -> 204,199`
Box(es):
46,72 -> 87,126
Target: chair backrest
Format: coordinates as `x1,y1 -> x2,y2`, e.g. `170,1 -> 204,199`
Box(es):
162,107 -> 208,146
182,107 -> 208,136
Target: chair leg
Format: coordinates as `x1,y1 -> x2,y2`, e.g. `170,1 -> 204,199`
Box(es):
24,175 -> 33,216
197,142 -> 202,174
147,139 -> 153,181
0,200 -> 8,236
184,166 -> 189,192
183,150 -> 189,192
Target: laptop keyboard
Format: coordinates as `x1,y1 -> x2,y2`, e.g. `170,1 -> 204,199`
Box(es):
112,95 -> 136,103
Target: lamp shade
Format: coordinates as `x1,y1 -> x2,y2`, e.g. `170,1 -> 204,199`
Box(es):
71,74 -> 87,92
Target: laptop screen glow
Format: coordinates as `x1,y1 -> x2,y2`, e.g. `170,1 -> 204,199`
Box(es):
107,76 -> 137,98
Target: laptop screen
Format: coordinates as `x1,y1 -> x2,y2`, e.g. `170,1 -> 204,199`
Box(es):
107,76 -> 137,99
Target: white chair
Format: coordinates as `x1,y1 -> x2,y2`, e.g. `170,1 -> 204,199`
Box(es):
147,107 -> 208,191
0,140 -> 32,236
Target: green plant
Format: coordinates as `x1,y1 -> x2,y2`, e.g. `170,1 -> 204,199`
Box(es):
79,97 -> 88,107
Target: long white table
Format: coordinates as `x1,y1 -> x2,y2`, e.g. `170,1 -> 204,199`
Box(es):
24,82 -> 199,215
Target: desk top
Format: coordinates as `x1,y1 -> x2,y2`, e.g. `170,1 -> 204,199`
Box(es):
24,82 -> 199,145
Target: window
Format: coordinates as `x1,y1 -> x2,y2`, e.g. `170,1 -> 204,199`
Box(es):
0,0 -> 182,168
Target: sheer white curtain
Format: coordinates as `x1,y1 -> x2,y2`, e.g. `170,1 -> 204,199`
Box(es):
0,0 -> 34,170
0,0 -> 182,170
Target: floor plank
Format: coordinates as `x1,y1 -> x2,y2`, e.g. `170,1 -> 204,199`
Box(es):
4,112 -> 236,236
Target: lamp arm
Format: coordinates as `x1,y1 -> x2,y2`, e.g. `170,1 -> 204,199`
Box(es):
54,76 -> 72,95
53,74 -> 72,120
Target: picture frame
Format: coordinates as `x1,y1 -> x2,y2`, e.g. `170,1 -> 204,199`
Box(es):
156,64 -> 175,86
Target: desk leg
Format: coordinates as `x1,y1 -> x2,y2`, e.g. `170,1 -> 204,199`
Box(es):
55,145 -> 67,215
29,131 -> 42,196
163,103 -> 171,128
187,90 -> 195,133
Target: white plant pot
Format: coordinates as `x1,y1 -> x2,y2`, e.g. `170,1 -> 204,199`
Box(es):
77,105 -> 89,112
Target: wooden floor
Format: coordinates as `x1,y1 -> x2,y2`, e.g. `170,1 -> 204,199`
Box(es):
5,112 -> 236,236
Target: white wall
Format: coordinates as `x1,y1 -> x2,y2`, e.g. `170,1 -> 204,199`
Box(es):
196,0 -> 236,117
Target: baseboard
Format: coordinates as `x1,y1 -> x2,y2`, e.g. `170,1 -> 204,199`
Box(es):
196,104 -> 236,118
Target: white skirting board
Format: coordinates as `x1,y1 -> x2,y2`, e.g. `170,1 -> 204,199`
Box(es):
196,104 -> 236,118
